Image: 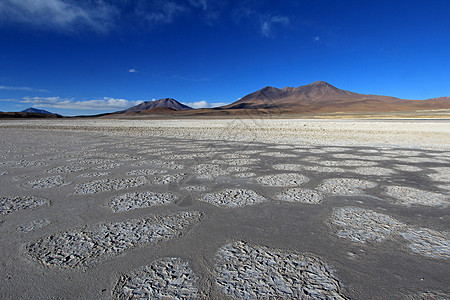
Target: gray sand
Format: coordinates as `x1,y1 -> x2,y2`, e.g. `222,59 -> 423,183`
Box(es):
0,119 -> 449,299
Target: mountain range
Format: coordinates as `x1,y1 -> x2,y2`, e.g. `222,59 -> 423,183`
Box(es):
21,107 -> 53,114
118,98 -> 192,114
0,107 -> 61,118
2,82 -> 449,118
111,81 -> 450,117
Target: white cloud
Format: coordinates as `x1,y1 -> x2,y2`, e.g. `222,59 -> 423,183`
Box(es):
260,15 -> 289,38
0,85 -> 48,92
0,0 -> 117,33
128,68 -> 138,73
313,36 -> 320,42
182,101 -> 229,109
189,0 -> 208,11
182,101 -> 209,109
20,96 -> 143,110
141,2 -> 186,25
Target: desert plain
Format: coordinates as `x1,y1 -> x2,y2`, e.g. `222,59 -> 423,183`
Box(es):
0,118 -> 449,299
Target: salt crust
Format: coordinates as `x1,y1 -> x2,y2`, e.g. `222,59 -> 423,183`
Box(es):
332,207 -> 450,259
75,176 -> 148,194
192,164 -> 229,180
153,173 -> 187,185
109,191 -> 179,212
318,178 -> 377,195
201,189 -> 266,208
215,241 -> 346,299
384,185 -> 449,207
26,211 -> 202,268
276,188 -> 324,204
352,167 -> 395,176
256,173 -> 309,187
272,164 -> 303,171
1,196 -> 49,215
46,165 -> 86,174
77,172 -> 110,178
126,169 -> 165,176
24,175 -> 71,189
112,257 -> 199,299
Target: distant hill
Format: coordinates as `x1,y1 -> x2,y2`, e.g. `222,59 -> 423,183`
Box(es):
92,81 -> 450,118
220,81 -> 450,114
21,107 -> 53,114
118,98 -> 192,114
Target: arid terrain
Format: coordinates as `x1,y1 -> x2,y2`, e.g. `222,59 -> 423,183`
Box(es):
1,119 -> 449,299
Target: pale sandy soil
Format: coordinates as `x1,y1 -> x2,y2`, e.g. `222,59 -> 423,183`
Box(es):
0,119 -> 449,299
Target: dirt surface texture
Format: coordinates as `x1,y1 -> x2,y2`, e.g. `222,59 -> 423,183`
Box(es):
0,118 -> 449,299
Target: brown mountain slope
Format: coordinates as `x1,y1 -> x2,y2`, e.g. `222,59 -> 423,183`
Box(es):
219,81 -> 450,116
118,98 -> 192,114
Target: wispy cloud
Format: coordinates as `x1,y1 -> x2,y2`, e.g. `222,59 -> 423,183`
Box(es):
20,96 -> 142,110
0,85 -> 48,92
182,100 -> 228,108
260,15 -> 289,38
188,0 -> 208,11
128,68 -> 138,73
0,0 -> 118,33
139,1 -> 186,26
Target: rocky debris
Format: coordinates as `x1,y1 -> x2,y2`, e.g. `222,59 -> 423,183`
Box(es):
26,211 -> 203,268
109,191 -> 179,212
222,153 -> 250,159
95,162 -> 123,170
75,176 -> 148,194
201,189 -> 266,208
399,228 -> 450,259
384,186 -> 449,207
276,188 -> 324,204
23,175 -> 71,189
148,160 -> 185,170
215,241 -> 347,299
318,178 -> 377,195
126,169 -> 165,176
17,219 -> 51,233
332,207 -> 450,259
153,173 -> 187,185
224,158 -> 259,166
0,159 -> 47,168
46,165 -> 86,174
331,207 -> 405,243
428,167 -> 450,182
226,166 -> 250,172
68,158 -> 113,165
272,164 -> 303,171
112,257 -> 199,299
352,167 -> 395,176
302,165 -> 346,173
256,173 -> 309,187
1,196 -> 49,215
192,164 -> 229,180
319,160 -> 378,167
182,185 -> 208,192
77,172 -> 110,178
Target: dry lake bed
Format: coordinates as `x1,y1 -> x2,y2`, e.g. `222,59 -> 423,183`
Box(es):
0,119 -> 449,299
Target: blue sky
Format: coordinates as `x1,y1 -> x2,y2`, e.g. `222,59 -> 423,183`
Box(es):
1,0 -> 449,116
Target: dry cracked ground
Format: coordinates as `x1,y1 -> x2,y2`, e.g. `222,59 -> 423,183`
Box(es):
0,119 -> 449,299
